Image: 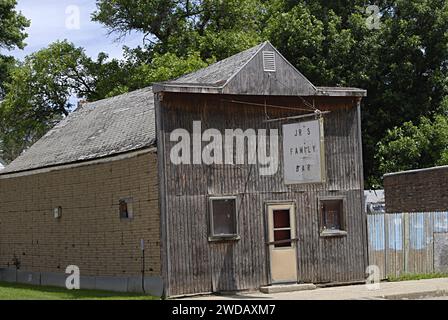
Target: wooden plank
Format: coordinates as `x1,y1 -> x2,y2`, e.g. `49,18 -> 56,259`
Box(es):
154,94 -> 171,296
160,93 -> 366,295
404,212 -> 410,274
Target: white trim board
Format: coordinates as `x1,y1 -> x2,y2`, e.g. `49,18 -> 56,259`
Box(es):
0,147 -> 156,179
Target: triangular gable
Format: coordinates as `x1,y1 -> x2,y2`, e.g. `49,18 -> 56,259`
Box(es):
222,41 -> 317,95
154,41 -> 317,96
169,43 -> 264,88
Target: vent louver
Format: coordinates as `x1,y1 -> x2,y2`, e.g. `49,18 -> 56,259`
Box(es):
262,51 -> 276,72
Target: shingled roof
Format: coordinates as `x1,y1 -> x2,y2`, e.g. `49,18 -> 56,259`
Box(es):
154,41 -> 318,95
1,87 -> 155,174
154,41 -> 365,97
1,42 -> 366,175
169,42 -> 265,87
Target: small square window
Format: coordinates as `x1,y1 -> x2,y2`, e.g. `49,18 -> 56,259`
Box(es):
119,198 -> 133,220
209,197 -> 238,240
319,198 -> 346,236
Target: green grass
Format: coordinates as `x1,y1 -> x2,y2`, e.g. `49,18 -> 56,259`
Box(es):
0,282 -> 159,300
387,272 -> 448,282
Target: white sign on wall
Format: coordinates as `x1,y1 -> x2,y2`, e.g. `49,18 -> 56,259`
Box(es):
282,119 -> 325,184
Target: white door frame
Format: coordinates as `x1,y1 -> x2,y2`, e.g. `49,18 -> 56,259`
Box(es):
266,202 -> 298,284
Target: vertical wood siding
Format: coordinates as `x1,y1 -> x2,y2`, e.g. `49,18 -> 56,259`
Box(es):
158,93 -> 367,296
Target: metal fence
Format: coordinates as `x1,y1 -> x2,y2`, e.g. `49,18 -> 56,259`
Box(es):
367,211 -> 448,280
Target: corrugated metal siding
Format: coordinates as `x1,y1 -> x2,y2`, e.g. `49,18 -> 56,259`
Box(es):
367,211 -> 448,279
386,213 -> 404,277
160,93 -> 366,296
407,212 -> 433,274
367,213 -> 386,279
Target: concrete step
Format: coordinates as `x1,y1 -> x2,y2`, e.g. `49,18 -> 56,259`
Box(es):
260,283 -> 316,294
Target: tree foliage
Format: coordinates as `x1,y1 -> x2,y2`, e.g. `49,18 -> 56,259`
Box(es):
0,0 -> 30,159
2,0 -> 448,186
263,0 -> 448,185
0,41 -> 210,162
0,0 -> 29,50
0,55 -> 15,98
376,113 -> 448,178
0,0 -> 29,98
0,41 -> 93,161
92,0 -> 264,60
91,0 -> 448,186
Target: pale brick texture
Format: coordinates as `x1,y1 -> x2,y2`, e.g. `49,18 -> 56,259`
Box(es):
0,151 -> 161,277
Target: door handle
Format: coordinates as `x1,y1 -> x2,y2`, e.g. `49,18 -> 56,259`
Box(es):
266,238 -> 298,246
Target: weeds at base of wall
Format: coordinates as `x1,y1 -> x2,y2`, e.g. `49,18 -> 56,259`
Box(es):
387,273 -> 448,282
0,281 -> 159,300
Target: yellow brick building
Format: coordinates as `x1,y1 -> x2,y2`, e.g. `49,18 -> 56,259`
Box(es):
0,88 -> 163,295
0,42 -> 368,297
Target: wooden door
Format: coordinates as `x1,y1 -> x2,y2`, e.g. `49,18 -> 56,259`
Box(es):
267,204 -> 298,283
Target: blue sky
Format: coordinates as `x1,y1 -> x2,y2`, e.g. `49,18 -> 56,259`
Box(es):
4,0 -> 144,60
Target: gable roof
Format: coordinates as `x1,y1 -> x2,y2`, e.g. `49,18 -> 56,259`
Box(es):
154,41 -> 316,95
170,42 -> 265,87
154,41 -> 366,97
1,41 -> 367,175
1,87 -> 155,175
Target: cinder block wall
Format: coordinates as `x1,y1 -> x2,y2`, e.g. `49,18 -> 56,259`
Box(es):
384,166 -> 448,213
0,151 -> 161,279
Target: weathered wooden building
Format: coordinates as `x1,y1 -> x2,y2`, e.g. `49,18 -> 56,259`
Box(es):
0,42 -> 367,297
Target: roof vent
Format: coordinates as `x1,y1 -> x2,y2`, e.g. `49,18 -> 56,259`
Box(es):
262,51 -> 276,72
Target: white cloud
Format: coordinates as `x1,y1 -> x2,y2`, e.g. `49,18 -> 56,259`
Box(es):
4,0 -> 144,60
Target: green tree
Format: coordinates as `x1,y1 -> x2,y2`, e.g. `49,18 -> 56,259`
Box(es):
0,0 -> 29,98
264,0 -> 448,186
90,0 -> 448,186
364,0 -> 448,185
0,55 -> 16,98
0,0 -> 30,160
376,113 -> 448,179
0,0 -> 29,50
5,0 -> 448,185
0,41 -> 210,161
80,52 -> 133,101
82,48 -> 212,99
92,0 -> 264,60
0,41 -> 94,162
126,51 -> 211,90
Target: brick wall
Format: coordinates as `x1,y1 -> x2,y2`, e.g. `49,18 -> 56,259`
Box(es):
384,166 -> 448,213
0,151 -> 161,277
